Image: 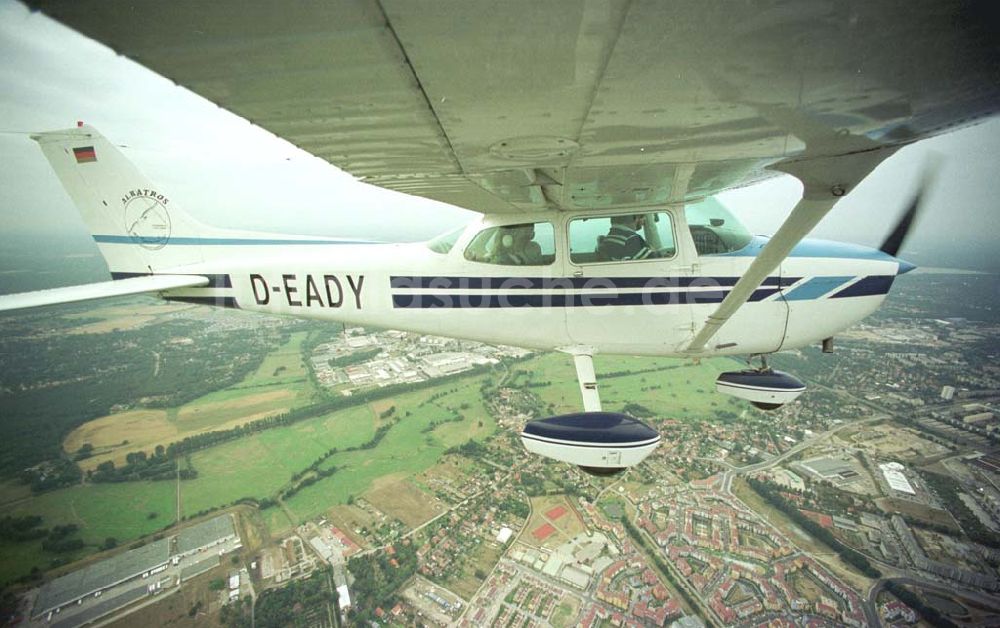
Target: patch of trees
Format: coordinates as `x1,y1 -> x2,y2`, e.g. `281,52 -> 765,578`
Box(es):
0,518 -> 86,555
281,466 -> 338,501
251,569 -> 334,628
920,470 -> 1000,548
348,543 -> 417,624
746,477 -> 881,578
328,347 -> 381,368
0,516 -> 47,542
19,458 -> 81,494
88,449 -> 183,483
445,439 -> 488,460
420,414 -> 464,434
497,495 -> 529,519
623,402 -> 655,418
520,473 -> 546,497
884,581 -> 959,628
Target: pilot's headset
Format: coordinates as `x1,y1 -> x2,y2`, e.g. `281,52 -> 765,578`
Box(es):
501,233 -> 514,248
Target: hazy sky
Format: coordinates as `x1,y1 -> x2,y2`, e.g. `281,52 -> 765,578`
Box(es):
1,0 -> 998,268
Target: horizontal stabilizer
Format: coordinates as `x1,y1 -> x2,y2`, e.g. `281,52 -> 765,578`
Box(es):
0,275 -> 210,313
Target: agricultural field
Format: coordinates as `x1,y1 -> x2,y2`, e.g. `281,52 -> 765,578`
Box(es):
63,331 -> 318,470
62,301 -> 193,335
365,477 -> 445,528
180,404 -> 377,516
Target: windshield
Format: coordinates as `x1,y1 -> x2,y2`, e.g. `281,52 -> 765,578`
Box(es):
684,197 -> 753,255
425,226 -> 465,254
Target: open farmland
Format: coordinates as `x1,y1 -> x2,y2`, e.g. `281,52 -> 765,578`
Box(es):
180,404 -> 377,516
63,332 -> 317,470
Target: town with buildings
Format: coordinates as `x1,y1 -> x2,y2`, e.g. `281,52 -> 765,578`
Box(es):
6,274 -> 1000,626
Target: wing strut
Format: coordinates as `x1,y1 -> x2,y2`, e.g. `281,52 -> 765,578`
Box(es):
686,147 -> 897,353
564,349 -> 602,412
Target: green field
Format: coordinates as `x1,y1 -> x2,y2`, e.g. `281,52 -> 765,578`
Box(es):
180,404 -> 378,515
520,353 -> 743,420
280,385 -> 496,529
175,331 -> 317,419
3,481 -> 176,583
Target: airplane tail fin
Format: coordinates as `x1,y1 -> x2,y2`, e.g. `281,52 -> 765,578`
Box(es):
32,125 -> 215,274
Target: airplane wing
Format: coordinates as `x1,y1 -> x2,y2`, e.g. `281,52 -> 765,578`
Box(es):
24,1 -> 1000,213
0,275 -> 209,312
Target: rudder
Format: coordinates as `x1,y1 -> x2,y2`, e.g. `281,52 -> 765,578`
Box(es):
33,125 -> 211,274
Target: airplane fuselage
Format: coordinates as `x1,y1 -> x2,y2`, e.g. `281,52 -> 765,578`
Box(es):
157,211 -> 907,357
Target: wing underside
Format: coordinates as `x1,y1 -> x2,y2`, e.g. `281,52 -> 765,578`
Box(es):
0,275 -> 210,312
26,0 -> 1000,213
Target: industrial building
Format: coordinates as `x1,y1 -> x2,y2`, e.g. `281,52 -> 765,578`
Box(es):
34,538 -> 170,619
33,514 -> 240,620
879,462 -> 916,495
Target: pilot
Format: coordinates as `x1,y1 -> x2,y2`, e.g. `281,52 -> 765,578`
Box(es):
598,214 -> 657,261
493,224 -> 541,265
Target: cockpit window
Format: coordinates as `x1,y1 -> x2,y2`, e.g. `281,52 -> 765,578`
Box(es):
569,212 -> 675,264
426,226 -> 465,254
684,198 -> 753,255
463,222 -> 555,266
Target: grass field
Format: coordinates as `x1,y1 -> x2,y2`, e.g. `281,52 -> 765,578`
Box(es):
277,376 -> 497,530
524,353 -> 743,420
1,481 -> 176,584
180,404 -> 376,516
365,477 -> 444,528
64,332 -> 318,470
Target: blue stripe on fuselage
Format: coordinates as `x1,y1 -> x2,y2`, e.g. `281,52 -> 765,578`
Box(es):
391,288 -> 780,309
782,276 -> 854,301
721,236 -> 898,262
390,276 -> 798,290
93,235 -> 377,245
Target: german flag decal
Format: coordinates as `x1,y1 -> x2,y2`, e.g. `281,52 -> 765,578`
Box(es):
73,146 -> 96,163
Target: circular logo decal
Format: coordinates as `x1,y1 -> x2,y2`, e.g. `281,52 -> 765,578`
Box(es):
124,196 -> 171,250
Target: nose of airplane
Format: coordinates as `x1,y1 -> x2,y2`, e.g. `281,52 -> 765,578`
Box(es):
895,257 -> 917,275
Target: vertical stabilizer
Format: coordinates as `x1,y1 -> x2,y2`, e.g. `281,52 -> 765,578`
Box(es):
33,125 -> 211,274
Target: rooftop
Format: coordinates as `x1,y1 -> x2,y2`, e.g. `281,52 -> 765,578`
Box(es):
35,538 -> 170,615
177,514 -> 236,554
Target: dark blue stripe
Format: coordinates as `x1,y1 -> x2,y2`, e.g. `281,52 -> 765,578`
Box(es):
110,272 -> 232,288
165,296 -> 239,309
829,275 -> 895,298
94,235 -> 375,246
389,276 -> 798,290
392,288 -> 778,308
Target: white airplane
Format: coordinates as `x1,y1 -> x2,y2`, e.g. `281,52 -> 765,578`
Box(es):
5,1 -> 1000,474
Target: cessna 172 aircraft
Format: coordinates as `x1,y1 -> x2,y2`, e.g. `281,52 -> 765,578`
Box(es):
4,1 -> 999,474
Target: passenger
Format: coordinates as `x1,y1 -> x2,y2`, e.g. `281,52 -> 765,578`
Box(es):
493,224 -> 541,265
597,214 -> 657,261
